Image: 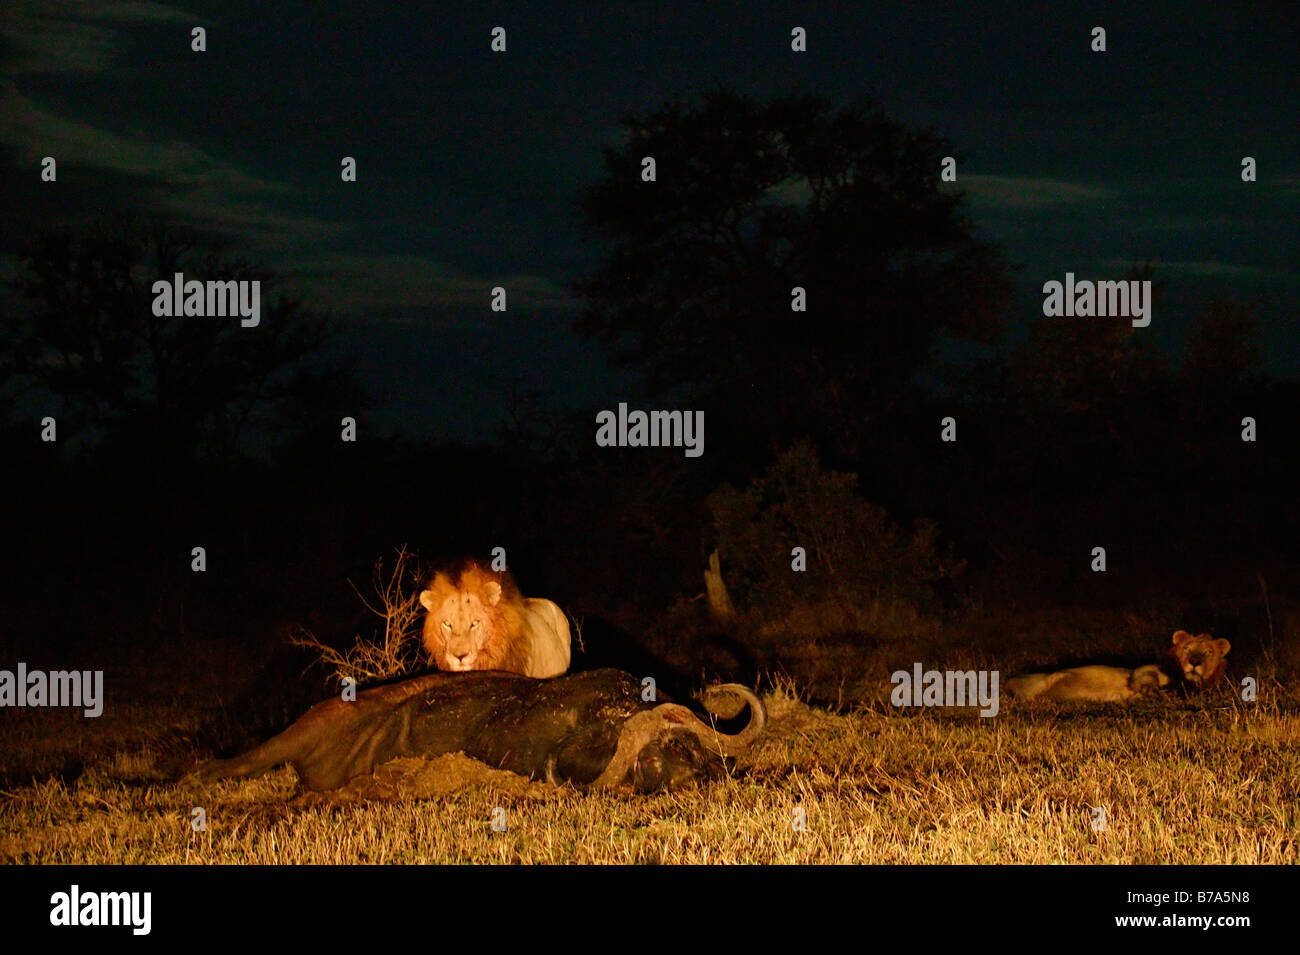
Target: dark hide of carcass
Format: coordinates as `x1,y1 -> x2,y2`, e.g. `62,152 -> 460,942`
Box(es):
194,668 -> 765,793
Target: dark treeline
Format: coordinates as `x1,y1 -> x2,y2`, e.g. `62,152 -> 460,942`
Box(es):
2,90 -> 1296,670
3,320 -> 1295,660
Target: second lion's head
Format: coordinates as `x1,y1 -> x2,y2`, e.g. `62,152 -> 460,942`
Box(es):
419,559 -> 528,674
1169,630 -> 1230,689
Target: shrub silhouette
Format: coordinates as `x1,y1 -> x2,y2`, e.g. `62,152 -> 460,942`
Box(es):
708,442 -> 963,635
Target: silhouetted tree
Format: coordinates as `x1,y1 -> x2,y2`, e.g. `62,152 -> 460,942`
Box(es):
572,88 -> 1012,461
0,215 -> 369,641
1183,298 -> 1264,394
0,214 -> 350,472
1177,296 -> 1268,540
1010,262 -> 1167,421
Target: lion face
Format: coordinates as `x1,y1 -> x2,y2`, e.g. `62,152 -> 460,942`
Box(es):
1170,630 -> 1230,687
420,580 -> 504,672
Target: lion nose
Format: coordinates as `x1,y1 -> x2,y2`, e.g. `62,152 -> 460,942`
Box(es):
454,651 -> 470,662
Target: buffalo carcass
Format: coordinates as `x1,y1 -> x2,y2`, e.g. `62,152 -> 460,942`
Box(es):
195,668 -> 766,793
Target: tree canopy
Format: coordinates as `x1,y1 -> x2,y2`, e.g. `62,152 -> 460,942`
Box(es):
1,214 -> 349,469
573,88 -> 1013,459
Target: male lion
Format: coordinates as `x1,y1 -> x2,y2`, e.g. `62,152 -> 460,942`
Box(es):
419,559 -> 570,678
1006,664 -> 1170,703
1165,630 -> 1230,690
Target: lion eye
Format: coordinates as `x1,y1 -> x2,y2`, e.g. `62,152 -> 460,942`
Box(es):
442,621 -> 452,630
470,620 -> 480,630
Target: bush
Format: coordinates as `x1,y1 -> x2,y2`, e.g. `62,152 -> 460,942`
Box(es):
291,545 -> 426,684
707,442 -> 963,636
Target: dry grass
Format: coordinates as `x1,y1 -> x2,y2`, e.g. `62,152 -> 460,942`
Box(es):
3,675 -> 1297,865
4,601 -> 1296,864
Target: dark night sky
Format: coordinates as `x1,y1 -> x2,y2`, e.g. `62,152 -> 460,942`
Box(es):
2,0 -> 1296,441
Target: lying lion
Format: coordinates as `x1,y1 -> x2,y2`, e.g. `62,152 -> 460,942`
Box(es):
1005,663 -> 1170,703
1007,629 -> 1230,703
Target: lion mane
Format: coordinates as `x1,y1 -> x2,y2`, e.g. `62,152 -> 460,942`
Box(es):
419,559 -> 570,679
1006,664 -> 1170,703
1164,630 -> 1230,690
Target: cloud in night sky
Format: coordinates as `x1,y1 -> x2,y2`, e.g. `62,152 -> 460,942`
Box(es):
284,252 -> 576,316
1098,259 -> 1290,282
959,175 -> 1118,210
1,1 -> 192,75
